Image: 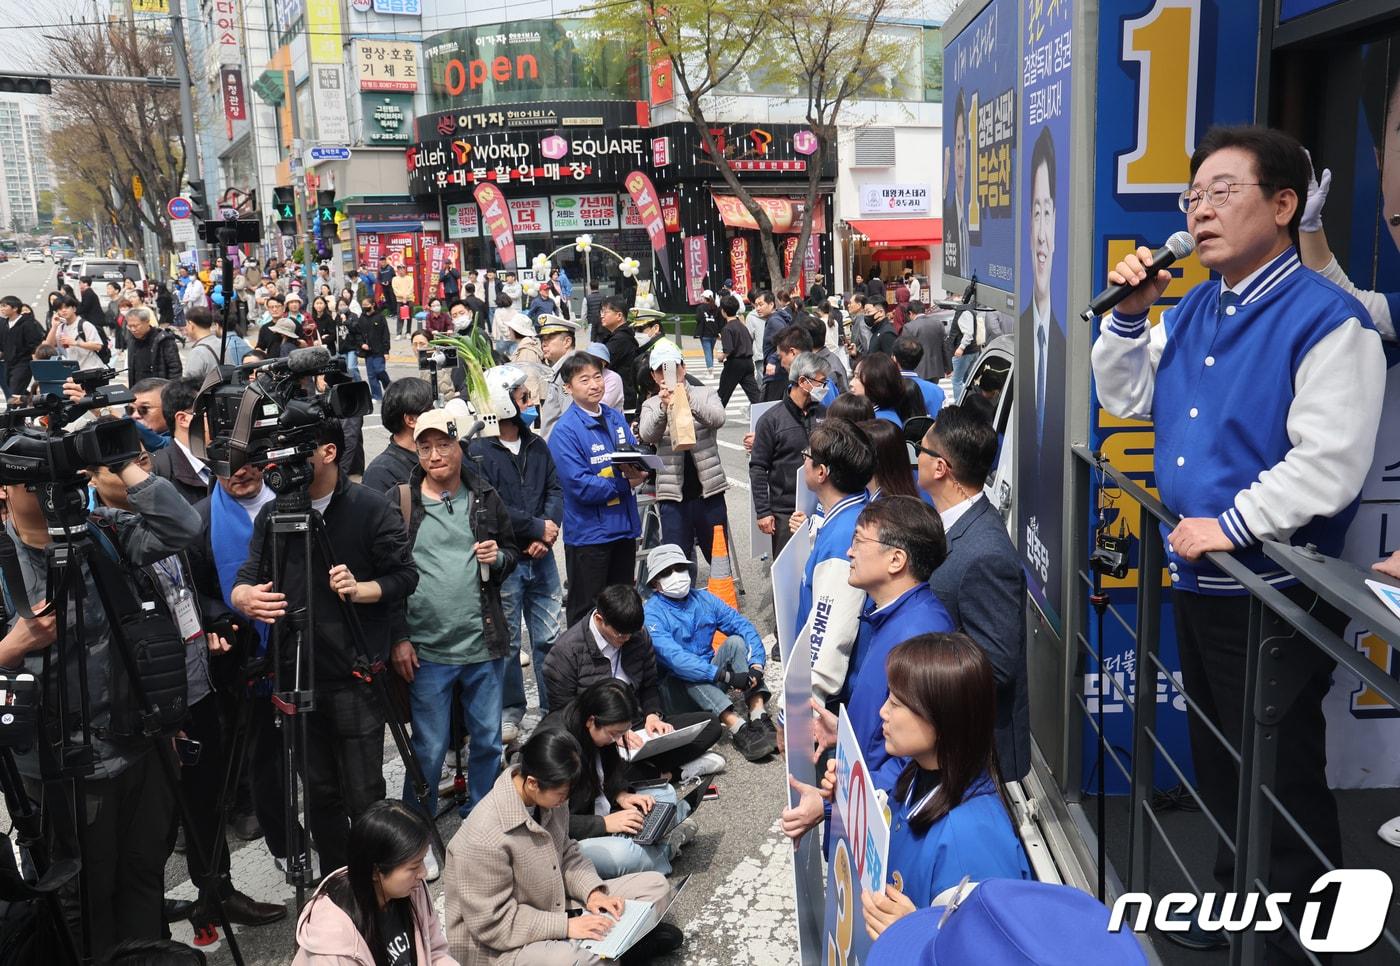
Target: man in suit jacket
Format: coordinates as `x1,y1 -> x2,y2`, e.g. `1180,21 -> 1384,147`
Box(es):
918,404 -> 1030,781
901,303 -> 954,381
149,375 -> 211,506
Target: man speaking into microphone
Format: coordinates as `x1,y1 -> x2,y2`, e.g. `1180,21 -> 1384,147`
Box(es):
1091,125 -> 1385,957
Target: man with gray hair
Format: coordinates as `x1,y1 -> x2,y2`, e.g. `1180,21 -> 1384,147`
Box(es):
749,351 -> 830,557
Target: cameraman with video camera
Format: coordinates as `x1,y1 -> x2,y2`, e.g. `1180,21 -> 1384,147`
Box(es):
0,415 -> 203,958
231,418 -> 419,874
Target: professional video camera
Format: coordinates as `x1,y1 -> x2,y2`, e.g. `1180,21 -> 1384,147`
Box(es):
193,345 -> 370,496
0,365 -> 140,488
417,344 -> 459,372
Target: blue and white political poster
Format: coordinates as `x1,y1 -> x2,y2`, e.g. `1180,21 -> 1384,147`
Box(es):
822,707 -> 890,966
1017,0 -> 1074,635
772,519 -> 812,664
782,636 -> 824,966
942,0 -> 1017,290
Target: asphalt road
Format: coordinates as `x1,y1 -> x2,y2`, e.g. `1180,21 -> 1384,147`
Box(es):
0,256 -> 804,964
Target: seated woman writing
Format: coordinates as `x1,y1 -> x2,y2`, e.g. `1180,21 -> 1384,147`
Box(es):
443,729 -> 681,965
541,680 -> 699,878
292,799 -> 456,965
783,632 -> 1031,940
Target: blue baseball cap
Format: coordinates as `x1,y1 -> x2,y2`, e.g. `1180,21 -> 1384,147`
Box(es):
869,879 -> 1147,966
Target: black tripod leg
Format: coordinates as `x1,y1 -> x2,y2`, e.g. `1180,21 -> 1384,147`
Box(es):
0,750 -> 82,966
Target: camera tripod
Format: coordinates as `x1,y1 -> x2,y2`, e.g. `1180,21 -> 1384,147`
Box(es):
250,464 -> 443,911
0,477 -> 246,966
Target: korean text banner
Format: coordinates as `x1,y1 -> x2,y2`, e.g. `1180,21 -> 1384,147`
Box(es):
474,182 -> 517,267
1017,0 -> 1074,634
1084,0 -> 1261,794
942,0 -> 1017,290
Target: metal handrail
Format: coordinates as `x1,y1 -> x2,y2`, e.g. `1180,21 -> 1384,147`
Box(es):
1068,443 -> 1400,965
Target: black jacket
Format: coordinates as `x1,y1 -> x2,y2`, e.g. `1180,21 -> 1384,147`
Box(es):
541,611 -> 664,720
149,442 -> 209,505
2,311 -> 43,368
866,317 -> 897,357
695,303 -> 723,340
392,463 -> 519,659
598,325 -> 639,410
749,393 -> 825,517
127,328 -> 183,384
360,310 -> 392,356
466,428 -> 563,545
235,473 -> 418,684
585,291 -> 606,339
77,288 -> 105,330
361,439 -> 420,496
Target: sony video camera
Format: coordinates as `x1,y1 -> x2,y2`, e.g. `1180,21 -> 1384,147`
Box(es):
193,345 -> 370,494
0,365 -> 140,486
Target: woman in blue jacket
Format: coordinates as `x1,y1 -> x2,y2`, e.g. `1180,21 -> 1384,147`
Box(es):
547,352 -> 649,625
861,632 -> 1030,938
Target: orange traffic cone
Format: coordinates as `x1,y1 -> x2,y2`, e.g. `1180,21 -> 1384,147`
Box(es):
708,525 -> 739,650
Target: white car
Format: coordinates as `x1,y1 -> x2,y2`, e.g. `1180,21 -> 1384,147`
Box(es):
65,258 -> 146,308
23,249 -> 43,263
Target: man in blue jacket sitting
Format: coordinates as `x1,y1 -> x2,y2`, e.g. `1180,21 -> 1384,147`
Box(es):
642,544 -> 777,762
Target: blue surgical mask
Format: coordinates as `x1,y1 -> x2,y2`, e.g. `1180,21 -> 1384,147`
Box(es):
520,406 -> 539,426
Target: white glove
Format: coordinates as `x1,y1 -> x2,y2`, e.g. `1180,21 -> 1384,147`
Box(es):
1300,149 -> 1331,233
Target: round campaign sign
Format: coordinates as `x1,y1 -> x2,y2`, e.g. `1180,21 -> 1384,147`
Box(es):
168,197 -> 192,220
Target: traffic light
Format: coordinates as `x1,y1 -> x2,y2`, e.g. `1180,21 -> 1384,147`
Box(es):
273,185 -> 297,237
315,189 -> 337,226
187,180 -> 208,220
0,75 -> 51,96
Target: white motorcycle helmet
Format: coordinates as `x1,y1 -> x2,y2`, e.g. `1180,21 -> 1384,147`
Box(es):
484,364 -> 528,421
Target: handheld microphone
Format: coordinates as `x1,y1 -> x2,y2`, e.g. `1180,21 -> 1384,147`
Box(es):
1080,231 -> 1195,322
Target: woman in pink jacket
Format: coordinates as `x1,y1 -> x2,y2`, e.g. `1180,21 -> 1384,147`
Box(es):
292,801 -> 457,966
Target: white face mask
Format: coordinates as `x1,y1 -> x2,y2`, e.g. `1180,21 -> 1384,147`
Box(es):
657,571 -> 691,599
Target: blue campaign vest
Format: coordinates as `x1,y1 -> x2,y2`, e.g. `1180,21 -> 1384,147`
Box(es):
886,773 -> 1031,907
795,492 -> 868,645
1151,249 -> 1373,594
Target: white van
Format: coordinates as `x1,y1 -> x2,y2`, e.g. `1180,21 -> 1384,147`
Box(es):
64,258 -> 146,308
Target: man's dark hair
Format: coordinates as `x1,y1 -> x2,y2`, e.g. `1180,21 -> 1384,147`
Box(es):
589,279 -> 600,291
105,280 -> 121,292
719,294 -> 740,317
447,298 -> 469,313
893,337 -> 924,370
1189,124 -> 1309,246
1030,126 -> 1056,204
266,294 -> 285,307
560,352 -> 605,383
595,584 -> 645,634
463,283 -> 475,295
908,300 -> 925,315
381,377 -> 434,435
160,376 -> 202,434
754,290 -> 776,309
929,403 -> 998,489
80,275 -> 93,286
847,293 -> 867,309
1,295 -> 21,311
857,495 -> 948,582
808,420 -> 875,495
495,292 -> 513,309
55,295 -> 79,311
775,324 -> 813,354
315,417 -> 346,453
131,376 -> 169,397
186,307 -> 213,332
601,295 -> 628,315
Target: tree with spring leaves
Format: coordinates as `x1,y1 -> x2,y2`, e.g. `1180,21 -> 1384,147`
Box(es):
592,0 -> 917,290
43,16 -> 186,253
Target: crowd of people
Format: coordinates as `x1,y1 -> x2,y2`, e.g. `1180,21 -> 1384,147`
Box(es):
12,119 -> 1391,965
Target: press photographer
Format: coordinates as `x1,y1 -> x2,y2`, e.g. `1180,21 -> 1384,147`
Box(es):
0,398 -> 202,959
230,415 -> 419,875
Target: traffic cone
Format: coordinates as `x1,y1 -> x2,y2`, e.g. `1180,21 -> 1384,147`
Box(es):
708,525 -> 739,650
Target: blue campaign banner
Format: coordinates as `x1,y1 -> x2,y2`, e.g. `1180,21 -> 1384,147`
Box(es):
1085,0 -> 1262,794
1017,0 -> 1074,634
1279,0 -> 1346,22
942,0 -> 1017,290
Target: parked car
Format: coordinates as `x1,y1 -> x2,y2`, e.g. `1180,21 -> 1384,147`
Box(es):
64,258 -> 146,308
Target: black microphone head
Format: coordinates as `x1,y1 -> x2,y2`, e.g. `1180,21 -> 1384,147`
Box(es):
286,345 -> 332,375
1165,231 -> 1195,259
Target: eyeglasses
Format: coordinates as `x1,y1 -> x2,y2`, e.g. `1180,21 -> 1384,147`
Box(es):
415,440 -> 458,457
851,531 -> 896,552
1177,181 -> 1275,214
915,444 -> 943,461
803,378 -> 829,391
127,403 -> 155,417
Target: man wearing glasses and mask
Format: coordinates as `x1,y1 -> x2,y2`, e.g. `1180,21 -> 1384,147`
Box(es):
1092,125 -> 1384,958
750,352 -> 830,557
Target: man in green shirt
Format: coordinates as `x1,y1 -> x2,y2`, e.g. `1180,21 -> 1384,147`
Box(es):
391,409 -> 519,869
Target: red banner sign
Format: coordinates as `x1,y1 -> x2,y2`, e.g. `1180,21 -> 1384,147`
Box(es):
783,236 -> 803,297
220,67 -> 246,138
729,236 -> 751,296
474,182 -> 516,267
660,193 -> 681,232
711,194 -> 825,234
624,169 -> 672,285
684,236 -> 709,305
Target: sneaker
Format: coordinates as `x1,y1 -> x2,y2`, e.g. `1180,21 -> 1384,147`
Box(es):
679,752 -> 726,783
756,713 -> 777,738
424,848 -> 441,883
501,720 -> 520,746
619,921 -> 684,965
664,818 -> 698,853
1380,815 -> 1400,847
732,722 -> 777,762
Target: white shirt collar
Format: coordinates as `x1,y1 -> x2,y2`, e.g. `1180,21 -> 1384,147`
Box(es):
1220,246 -> 1295,296
1032,297 -> 1050,334
174,438 -> 210,483
939,494 -> 979,532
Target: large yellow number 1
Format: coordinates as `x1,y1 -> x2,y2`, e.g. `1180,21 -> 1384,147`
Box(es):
1117,0 -> 1201,194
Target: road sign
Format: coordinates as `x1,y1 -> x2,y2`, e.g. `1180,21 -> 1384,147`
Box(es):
168,197 -> 192,220
171,219 -> 198,245
308,145 -> 351,162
